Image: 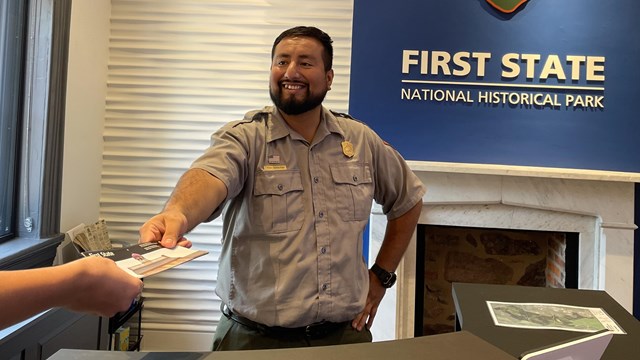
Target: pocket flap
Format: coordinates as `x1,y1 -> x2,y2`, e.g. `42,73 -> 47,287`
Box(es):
254,171 -> 303,196
330,163 -> 372,186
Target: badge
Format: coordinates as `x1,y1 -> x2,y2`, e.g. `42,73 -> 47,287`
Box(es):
341,141 -> 355,158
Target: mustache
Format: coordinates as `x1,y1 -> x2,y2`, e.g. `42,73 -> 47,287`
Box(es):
278,80 -> 307,87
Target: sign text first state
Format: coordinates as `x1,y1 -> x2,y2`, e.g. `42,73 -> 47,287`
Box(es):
402,50 -> 605,81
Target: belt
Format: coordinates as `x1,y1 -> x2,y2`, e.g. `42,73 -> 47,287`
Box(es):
221,304 -> 348,339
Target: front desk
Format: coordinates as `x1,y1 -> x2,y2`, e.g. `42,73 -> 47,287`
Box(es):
49,331 -> 516,360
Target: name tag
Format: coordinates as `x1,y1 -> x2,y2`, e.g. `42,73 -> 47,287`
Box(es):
264,165 -> 287,171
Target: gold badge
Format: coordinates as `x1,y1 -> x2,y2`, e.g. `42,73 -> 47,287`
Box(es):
341,141 -> 355,158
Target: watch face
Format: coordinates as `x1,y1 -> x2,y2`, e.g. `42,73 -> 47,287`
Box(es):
372,264 -> 396,288
384,273 -> 397,287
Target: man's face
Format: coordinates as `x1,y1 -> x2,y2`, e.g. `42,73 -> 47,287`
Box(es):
269,36 -> 334,116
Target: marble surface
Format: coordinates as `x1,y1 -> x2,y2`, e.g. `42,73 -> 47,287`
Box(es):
368,167 -> 637,341
407,161 -> 640,183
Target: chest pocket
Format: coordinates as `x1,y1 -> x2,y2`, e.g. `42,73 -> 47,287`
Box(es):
253,170 -> 304,233
330,163 -> 374,221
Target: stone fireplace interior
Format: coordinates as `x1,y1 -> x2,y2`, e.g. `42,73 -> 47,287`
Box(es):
368,162 -> 638,341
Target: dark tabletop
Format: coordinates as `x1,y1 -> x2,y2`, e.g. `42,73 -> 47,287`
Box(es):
452,282 -> 640,359
49,330 -> 516,360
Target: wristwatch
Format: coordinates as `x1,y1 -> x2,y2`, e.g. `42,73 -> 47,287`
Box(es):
370,263 -> 397,288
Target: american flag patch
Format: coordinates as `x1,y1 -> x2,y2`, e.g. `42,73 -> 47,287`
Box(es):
268,155 -> 280,164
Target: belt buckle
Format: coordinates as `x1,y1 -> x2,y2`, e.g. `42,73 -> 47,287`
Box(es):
304,321 -> 326,338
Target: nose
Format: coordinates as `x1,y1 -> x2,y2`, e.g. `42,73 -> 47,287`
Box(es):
283,62 -> 300,80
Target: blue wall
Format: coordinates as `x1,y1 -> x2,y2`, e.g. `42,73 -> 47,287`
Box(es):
350,0 -> 640,316
350,0 -> 640,172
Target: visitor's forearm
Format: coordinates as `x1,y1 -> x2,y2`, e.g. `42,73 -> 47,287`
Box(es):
0,266 -> 73,329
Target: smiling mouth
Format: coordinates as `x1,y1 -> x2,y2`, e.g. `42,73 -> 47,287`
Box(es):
281,82 -> 306,91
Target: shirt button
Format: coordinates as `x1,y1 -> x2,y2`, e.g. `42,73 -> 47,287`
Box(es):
318,211 -> 324,218
277,184 -> 283,191
353,175 -> 358,182
313,177 -> 319,183
322,284 -> 328,291
321,247 -> 327,254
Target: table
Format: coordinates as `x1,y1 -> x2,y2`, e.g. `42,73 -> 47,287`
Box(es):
49,330 -> 516,360
452,282 -> 640,359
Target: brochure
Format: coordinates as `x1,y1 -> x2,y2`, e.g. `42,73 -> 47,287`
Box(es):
82,242 -> 208,278
487,301 -> 626,334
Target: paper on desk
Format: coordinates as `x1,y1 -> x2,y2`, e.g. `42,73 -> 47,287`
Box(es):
487,301 -> 626,334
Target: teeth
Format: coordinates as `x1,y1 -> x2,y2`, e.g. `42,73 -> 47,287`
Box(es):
283,83 -> 304,90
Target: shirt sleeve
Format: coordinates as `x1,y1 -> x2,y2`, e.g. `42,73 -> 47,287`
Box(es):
189,121 -> 251,220
370,131 -> 426,220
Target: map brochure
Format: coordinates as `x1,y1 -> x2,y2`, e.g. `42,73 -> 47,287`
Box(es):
487,301 -> 626,334
82,242 -> 209,278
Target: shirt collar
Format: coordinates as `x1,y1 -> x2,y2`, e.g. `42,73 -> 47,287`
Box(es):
264,106 -> 346,144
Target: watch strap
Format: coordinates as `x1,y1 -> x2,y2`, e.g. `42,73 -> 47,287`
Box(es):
371,263 -> 397,288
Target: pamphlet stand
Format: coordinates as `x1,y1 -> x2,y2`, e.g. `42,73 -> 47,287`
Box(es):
108,296 -> 144,351
452,283 -> 640,359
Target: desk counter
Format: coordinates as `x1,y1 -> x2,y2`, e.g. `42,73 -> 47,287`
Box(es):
49,330 -> 516,360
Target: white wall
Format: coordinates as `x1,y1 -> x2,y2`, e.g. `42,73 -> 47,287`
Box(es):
61,0 -> 110,232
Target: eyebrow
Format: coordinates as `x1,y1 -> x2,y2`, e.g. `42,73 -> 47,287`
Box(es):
274,53 -> 316,61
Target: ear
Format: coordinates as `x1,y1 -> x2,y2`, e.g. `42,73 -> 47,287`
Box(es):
326,69 -> 334,90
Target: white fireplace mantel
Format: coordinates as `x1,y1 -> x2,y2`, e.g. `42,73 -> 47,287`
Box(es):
368,161 -> 639,341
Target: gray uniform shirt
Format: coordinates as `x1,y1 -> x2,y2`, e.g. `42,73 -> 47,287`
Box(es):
191,106 -> 426,327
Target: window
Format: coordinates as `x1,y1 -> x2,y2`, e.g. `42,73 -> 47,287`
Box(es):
0,0 -> 71,268
0,0 -> 27,242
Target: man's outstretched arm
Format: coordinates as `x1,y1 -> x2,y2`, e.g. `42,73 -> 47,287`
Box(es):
139,168 -> 228,248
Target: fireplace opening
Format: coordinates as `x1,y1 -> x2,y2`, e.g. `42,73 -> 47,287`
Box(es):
414,224 -> 579,337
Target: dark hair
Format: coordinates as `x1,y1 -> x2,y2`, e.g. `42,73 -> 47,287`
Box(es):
271,26 -> 333,71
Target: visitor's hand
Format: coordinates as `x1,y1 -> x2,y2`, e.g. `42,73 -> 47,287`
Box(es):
66,257 -> 143,317
139,211 -> 192,248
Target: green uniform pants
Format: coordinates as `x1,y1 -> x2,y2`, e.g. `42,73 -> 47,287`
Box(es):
213,314 -> 373,351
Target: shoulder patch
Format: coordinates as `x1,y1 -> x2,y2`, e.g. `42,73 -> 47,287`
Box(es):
231,110 -> 268,128
250,111 -> 269,122
242,109 -> 269,121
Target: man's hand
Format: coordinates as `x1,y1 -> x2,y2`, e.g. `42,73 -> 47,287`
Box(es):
139,210 -> 192,249
352,201 -> 422,331
351,269 -> 387,331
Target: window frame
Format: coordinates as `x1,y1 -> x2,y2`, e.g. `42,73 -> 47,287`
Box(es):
0,0 -> 72,270
0,0 -> 27,242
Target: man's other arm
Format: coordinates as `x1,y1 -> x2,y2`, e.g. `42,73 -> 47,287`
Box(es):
352,200 -> 422,331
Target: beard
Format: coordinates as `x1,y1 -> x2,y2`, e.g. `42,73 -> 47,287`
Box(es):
269,83 -> 328,115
